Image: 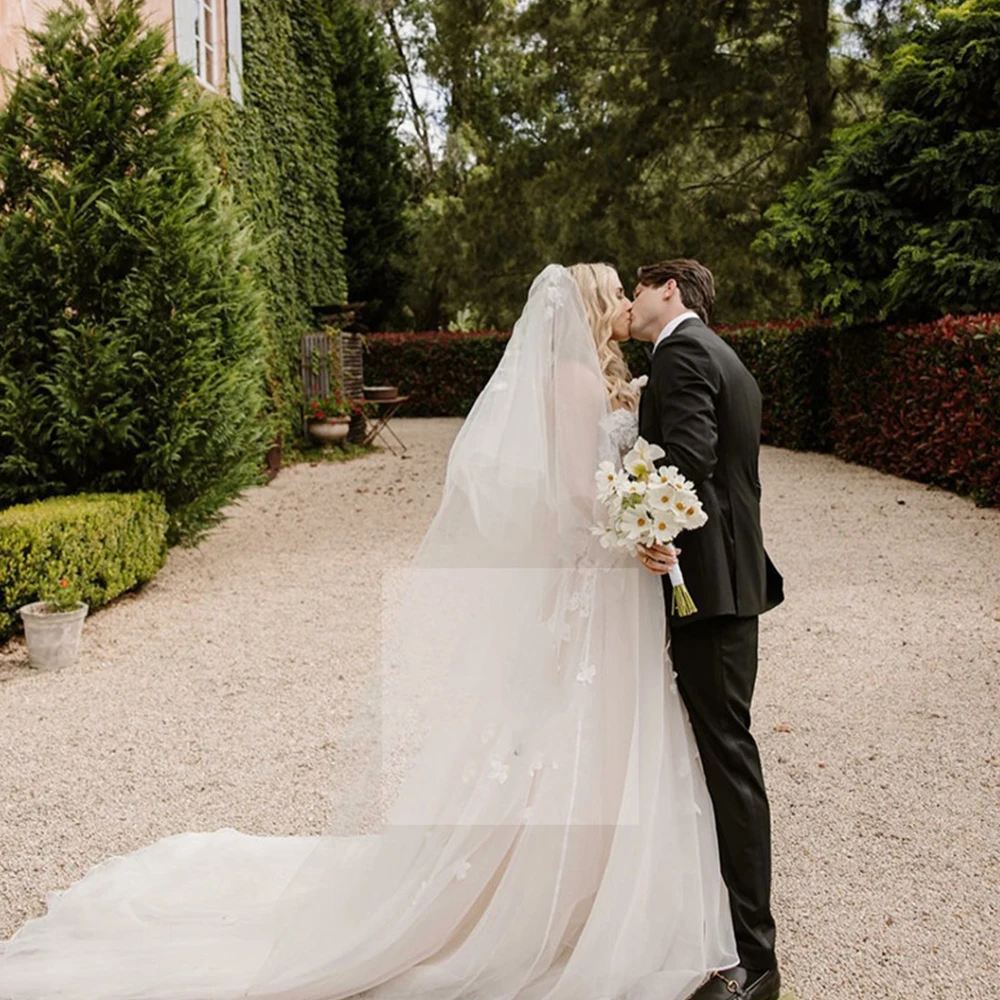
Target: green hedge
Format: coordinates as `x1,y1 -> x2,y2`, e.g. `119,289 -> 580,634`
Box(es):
368,325 -> 831,450
364,331 -> 511,416
366,316 -> 1000,508
0,492 -> 168,643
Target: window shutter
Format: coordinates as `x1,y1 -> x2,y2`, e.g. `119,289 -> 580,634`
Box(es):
226,0 -> 244,104
173,0 -> 197,71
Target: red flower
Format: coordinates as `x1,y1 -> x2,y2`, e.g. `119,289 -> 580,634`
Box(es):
59,577 -> 68,588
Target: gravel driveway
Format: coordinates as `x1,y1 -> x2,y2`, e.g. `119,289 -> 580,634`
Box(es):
1,417 -> 998,999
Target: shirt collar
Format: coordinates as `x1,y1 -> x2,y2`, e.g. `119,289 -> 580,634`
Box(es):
653,310 -> 700,353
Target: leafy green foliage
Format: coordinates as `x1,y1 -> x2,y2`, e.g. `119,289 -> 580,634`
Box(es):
718,321 -> 833,451
326,0 -> 412,328
0,0 -> 268,544
386,0 -> 883,330
204,0 -> 409,431
756,0 -> 1000,323
204,0 -> 346,442
0,492 -> 168,642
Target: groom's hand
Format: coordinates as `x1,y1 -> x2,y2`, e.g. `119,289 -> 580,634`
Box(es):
637,542 -> 680,575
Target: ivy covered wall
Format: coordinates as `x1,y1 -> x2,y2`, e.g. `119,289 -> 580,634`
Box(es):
203,0 -> 409,441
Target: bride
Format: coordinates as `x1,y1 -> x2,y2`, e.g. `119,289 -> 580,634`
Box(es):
0,263 -> 738,1000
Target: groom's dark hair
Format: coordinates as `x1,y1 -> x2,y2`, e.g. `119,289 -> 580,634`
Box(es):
636,259 -> 716,324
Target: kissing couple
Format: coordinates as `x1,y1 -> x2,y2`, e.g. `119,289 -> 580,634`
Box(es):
0,259 -> 785,1000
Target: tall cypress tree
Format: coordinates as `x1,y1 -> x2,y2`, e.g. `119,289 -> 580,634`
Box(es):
0,0 -> 268,543
321,0 -> 411,328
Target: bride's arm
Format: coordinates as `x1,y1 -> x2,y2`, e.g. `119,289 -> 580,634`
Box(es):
553,358 -> 607,528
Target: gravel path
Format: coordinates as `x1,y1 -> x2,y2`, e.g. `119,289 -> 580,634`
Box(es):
1,417 -> 998,999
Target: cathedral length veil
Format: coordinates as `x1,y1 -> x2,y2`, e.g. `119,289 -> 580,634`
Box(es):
0,265 -> 737,1000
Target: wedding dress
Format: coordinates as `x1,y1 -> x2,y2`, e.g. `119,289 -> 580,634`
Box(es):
0,264 -> 738,1000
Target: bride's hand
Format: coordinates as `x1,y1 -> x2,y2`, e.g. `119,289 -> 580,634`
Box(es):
637,542 -> 680,575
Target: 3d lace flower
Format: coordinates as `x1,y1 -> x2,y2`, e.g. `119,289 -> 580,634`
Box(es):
489,759 -> 509,784
576,663 -> 597,685
565,568 -> 596,619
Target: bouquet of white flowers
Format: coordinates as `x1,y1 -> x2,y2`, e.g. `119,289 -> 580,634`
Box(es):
592,437 -> 708,616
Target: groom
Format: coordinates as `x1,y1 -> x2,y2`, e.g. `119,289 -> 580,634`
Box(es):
628,259 -> 785,1000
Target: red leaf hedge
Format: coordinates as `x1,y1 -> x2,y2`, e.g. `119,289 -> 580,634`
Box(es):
364,314 -> 1000,507
830,314 -> 1000,507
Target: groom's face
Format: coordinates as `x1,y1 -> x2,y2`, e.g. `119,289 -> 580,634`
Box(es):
629,280 -> 673,342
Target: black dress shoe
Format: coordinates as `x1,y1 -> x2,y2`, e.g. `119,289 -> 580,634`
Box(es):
686,963 -> 781,1000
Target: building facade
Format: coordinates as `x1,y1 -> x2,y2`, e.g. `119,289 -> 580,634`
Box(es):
0,0 -> 243,102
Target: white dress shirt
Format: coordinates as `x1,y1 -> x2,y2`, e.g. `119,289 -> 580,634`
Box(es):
652,310 -> 700,354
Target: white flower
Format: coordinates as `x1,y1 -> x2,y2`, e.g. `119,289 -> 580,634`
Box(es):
619,505 -> 653,542
623,437 -> 665,480
669,490 -> 708,530
619,477 -> 647,499
576,663 -> 597,685
591,524 -> 619,550
659,464 -> 695,492
489,759 -> 509,784
628,374 -> 649,391
595,461 -> 619,499
530,754 -> 545,774
650,511 -> 682,546
461,762 -> 477,784
644,482 -> 676,510
454,859 -> 471,881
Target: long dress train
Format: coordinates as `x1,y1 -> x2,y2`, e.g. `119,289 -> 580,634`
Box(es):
0,265 -> 738,1000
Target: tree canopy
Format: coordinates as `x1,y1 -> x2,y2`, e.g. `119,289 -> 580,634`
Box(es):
756,0 -> 1000,324
379,0 -> 900,328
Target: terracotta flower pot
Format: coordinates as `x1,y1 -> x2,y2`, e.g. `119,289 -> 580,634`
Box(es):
19,601 -> 88,671
307,417 -> 350,447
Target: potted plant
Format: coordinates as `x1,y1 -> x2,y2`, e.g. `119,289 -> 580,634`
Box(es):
305,392 -> 359,447
19,576 -> 89,671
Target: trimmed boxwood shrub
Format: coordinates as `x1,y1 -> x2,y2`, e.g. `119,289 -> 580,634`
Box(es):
830,313 -> 1000,506
0,492 -> 168,643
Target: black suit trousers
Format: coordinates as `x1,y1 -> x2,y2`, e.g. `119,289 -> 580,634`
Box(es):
668,614 -> 777,971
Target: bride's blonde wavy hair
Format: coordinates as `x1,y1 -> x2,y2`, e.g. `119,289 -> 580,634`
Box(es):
567,262 -> 639,414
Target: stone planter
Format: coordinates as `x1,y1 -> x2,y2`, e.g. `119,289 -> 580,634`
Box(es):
307,417 -> 350,447
19,601 -> 88,671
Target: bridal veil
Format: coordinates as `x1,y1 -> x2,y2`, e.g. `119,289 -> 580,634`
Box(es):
0,264 -> 737,1000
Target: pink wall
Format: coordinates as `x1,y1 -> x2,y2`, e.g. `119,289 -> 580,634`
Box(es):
0,0 -> 179,102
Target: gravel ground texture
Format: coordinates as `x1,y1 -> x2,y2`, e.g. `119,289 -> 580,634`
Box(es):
1,417 -> 998,1000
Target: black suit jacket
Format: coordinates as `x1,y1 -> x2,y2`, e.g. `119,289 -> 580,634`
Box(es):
638,317 -> 784,627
